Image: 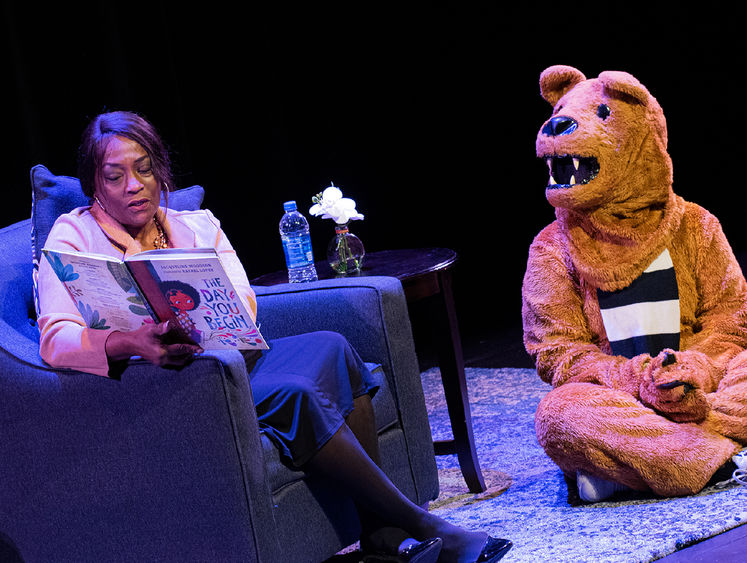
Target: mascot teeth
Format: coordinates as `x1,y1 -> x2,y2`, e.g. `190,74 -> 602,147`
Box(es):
544,155 -> 600,189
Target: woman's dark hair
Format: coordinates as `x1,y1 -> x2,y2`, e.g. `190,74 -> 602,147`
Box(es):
77,111 -> 174,198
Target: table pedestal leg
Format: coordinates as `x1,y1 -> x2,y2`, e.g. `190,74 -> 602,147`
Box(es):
429,270 -> 486,493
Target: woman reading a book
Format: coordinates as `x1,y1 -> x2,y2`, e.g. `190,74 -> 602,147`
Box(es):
35,111 -> 511,563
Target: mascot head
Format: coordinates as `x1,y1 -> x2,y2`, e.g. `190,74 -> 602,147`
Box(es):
536,65 -> 672,213
535,66 -> 684,291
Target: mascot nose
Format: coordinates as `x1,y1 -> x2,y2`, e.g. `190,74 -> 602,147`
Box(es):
542,116 -> 578,137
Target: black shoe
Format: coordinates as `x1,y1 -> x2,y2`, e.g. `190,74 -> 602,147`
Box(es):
362,537 -> 442,563
475,536 -> 512,562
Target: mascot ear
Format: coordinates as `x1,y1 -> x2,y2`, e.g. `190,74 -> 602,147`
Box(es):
540,65 -> 586,106
598,71 -> 651,106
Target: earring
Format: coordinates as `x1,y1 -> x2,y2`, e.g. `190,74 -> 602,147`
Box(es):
93,195 -> 107,213
161,182 -> 169,209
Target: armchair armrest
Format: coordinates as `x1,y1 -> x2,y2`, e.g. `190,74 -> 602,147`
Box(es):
0,346 -> 281,562
254,276 -> 414,366
253,276 -> 438,505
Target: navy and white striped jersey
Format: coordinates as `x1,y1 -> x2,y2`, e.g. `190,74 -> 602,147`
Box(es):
597,249 -> 680,359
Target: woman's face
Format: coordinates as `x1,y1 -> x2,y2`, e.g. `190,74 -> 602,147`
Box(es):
95,135 -> 161,237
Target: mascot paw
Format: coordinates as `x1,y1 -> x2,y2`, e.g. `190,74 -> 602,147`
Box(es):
639,349 -> 710,422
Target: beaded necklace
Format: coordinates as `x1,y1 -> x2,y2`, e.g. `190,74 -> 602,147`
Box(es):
153,217 -> 168,249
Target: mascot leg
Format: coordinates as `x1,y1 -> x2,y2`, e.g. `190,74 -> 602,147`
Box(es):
702,350 -> 747,444
535,382 -> 741,497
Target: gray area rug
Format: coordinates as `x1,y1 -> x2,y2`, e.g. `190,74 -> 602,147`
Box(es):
422,367 -> 747,562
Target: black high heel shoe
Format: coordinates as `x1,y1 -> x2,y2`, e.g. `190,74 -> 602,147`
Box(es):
474,536 -> 512,562
361,537 -> 443,563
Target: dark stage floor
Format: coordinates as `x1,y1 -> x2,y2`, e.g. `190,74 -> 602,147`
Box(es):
413,320 -> 534,372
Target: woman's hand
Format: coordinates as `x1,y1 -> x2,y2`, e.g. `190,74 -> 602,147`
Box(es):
105,321 -> 203,367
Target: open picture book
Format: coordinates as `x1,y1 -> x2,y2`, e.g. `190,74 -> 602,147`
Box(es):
42,247 -> 268,351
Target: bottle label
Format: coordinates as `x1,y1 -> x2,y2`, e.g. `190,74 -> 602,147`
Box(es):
282,234 -> 314,268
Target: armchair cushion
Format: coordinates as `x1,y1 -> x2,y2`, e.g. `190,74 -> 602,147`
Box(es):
30,165 -> 88,266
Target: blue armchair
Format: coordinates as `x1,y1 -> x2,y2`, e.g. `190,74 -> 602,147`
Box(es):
0,166 -> 439,562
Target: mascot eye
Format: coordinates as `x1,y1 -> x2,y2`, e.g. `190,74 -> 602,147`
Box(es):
597,104 -> 611,120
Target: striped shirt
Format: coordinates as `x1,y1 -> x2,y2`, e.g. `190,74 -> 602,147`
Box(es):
597,249 -> 680,358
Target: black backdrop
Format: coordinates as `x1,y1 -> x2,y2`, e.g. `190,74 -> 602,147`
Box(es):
4,4 -> 746,347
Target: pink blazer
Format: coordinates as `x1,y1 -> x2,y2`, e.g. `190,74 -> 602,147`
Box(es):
37,205 -> 258,377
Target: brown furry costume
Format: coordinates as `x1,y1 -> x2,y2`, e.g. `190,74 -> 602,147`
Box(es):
522,65 -> 747,497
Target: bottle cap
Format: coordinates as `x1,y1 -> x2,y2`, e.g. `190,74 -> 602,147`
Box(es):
283,201 -> 297,212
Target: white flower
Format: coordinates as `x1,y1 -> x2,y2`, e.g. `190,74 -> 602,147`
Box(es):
309,183 -> 364,224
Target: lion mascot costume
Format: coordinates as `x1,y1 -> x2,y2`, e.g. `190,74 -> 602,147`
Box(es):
522,65 -> 747,502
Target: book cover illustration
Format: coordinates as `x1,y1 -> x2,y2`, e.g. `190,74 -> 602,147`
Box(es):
142,257 -> 267,350
43,248 -> 268,351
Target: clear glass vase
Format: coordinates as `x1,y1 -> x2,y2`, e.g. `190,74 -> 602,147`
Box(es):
327,222 -> 365,275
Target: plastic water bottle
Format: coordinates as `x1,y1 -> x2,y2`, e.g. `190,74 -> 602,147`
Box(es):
279,201 -> 318,283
